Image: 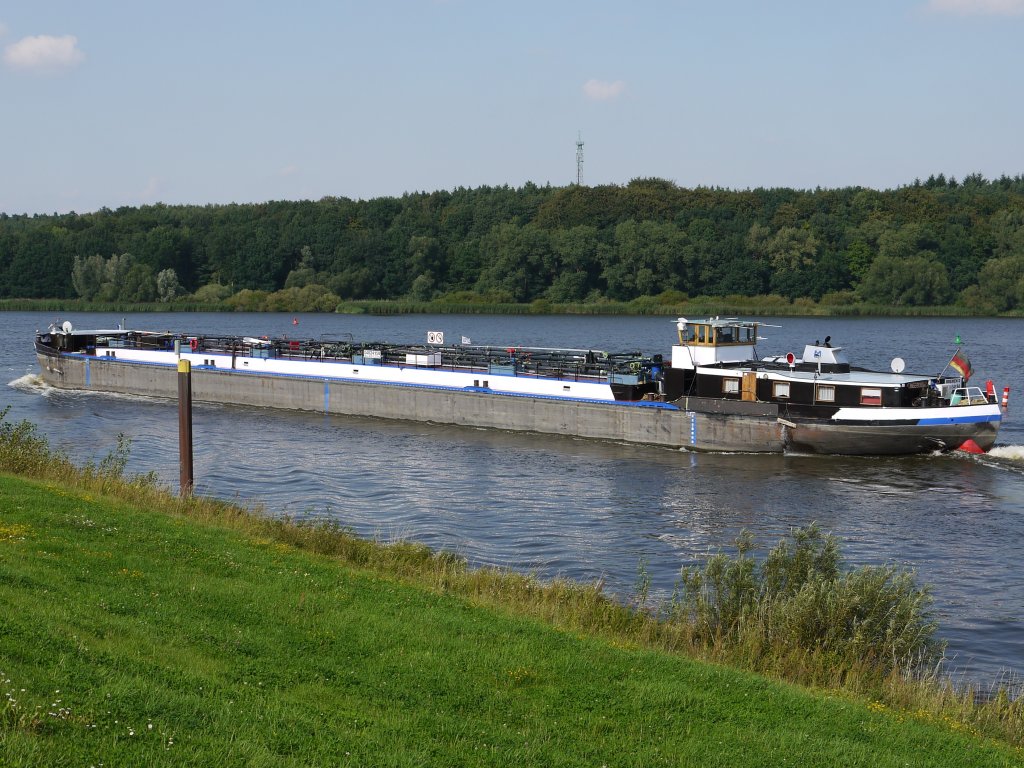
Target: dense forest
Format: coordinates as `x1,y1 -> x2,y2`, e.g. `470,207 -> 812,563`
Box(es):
2,174 -> 1024,312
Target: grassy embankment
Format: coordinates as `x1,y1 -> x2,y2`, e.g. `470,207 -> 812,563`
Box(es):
2,414 -> 1022,766
0,295 -> 1016,317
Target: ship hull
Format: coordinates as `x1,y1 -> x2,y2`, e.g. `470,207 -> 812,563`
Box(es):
35,349 -> 998,456
783,419 -> 999,455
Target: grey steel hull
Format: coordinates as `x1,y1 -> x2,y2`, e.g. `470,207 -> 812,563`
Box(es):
783,419 -> 999,455
35,352 -> 997,456
35,352 -> 786,454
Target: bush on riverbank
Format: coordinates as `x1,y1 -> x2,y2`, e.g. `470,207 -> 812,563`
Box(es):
676,527 -> 941,677
1,408 -> 1022,753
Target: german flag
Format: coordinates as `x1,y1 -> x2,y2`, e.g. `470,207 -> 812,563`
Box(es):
949,349 -> 974,381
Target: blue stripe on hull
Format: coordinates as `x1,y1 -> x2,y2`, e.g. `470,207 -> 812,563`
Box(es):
916,414 -> 1002,425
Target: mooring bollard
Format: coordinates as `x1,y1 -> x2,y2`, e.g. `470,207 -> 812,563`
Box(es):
177,359 -> 194,496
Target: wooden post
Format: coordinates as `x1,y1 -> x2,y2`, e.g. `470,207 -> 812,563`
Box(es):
177,359 -> 194,496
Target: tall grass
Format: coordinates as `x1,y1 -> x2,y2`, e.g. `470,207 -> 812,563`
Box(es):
1,408 -> 1021,747
674,527 -> 942,685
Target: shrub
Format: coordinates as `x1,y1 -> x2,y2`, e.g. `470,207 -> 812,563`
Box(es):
192,282 -> 233,303
676,524 -> 941,675
0,407 -> 71,478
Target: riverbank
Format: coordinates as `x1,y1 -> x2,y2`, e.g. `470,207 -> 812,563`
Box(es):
2,295 -> 1020,317
1,419 -> 1022,764
2,474 -> 1021,766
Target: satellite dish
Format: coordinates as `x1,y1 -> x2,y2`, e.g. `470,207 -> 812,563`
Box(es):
61,321 -> 73,333
890,356 -> 906,373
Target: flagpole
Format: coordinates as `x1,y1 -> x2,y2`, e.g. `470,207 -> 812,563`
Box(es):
940,346 -> 973,382
936,350 -> 956,380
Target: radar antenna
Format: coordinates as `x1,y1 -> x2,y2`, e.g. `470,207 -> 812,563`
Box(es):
576,131 -> 584,186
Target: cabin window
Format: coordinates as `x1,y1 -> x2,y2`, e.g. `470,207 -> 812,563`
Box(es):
716,327 -> 735,344
773,381 -> 791,399
860,387 -> 882,406
722,377 -> 740,395
815,384 -> 836,403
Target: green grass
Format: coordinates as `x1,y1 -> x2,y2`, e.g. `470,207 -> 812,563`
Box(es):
2,474 -> 1021,767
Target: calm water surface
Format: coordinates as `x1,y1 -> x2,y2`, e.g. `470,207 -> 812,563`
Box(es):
4,311 -> 1023,686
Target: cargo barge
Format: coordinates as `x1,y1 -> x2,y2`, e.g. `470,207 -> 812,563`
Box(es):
34,318 -> 1002,455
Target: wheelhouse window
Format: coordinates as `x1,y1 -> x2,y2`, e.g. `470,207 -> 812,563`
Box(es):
722,377 -> 740,395
772,381 -> 791,399
815,384 -> 836,403
860,387 -> 882,406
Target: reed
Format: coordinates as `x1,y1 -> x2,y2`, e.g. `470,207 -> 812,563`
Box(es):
1,409 -> 1021,749
3,295 -> 1019,316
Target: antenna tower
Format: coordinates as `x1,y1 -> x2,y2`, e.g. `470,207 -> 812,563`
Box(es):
575,132 -> 584,185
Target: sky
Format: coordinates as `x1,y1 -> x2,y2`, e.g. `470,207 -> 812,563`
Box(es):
2,0 -> 1023,215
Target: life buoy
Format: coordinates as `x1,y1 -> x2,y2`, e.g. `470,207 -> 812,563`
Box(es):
189,338 -> 198,352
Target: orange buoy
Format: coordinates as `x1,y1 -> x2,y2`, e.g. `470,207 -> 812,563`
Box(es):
1002,386 -> 1010,407
957,439 -> 985,454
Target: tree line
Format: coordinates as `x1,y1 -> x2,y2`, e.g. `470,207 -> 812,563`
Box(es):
2,173 -> 1024,311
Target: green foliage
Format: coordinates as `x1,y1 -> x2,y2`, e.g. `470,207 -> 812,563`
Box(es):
973,254 -> 1024,311
0,407 -> 71,477
677,525 -> 941,675
0,407 -> 154,493
155,267 -> 181,302
71,253 -> 105,299
223,287 -> 269,311
3,179 -> 1024,308
262,283 -> 340,312
859,254 -> 952,306
191,281 -> 233,303
72,253 -> 156,302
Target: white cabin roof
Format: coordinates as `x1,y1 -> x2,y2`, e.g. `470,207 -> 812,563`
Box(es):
698,366 -> 930,386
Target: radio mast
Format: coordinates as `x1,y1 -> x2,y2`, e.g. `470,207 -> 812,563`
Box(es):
575,132 -> 584,186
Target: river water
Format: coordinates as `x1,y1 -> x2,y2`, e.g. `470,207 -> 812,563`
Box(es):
4,311 -> 1023,687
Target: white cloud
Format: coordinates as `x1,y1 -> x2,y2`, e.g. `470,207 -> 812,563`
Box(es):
927,0 -> 1024,15
582,79 -> 625,102
3,34 -> 84,72
280,163 -> 299,177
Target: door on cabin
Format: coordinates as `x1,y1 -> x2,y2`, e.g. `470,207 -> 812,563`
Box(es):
742,372 -> 758,402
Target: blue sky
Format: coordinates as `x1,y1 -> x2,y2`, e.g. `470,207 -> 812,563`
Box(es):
2,0 -> 1023,214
